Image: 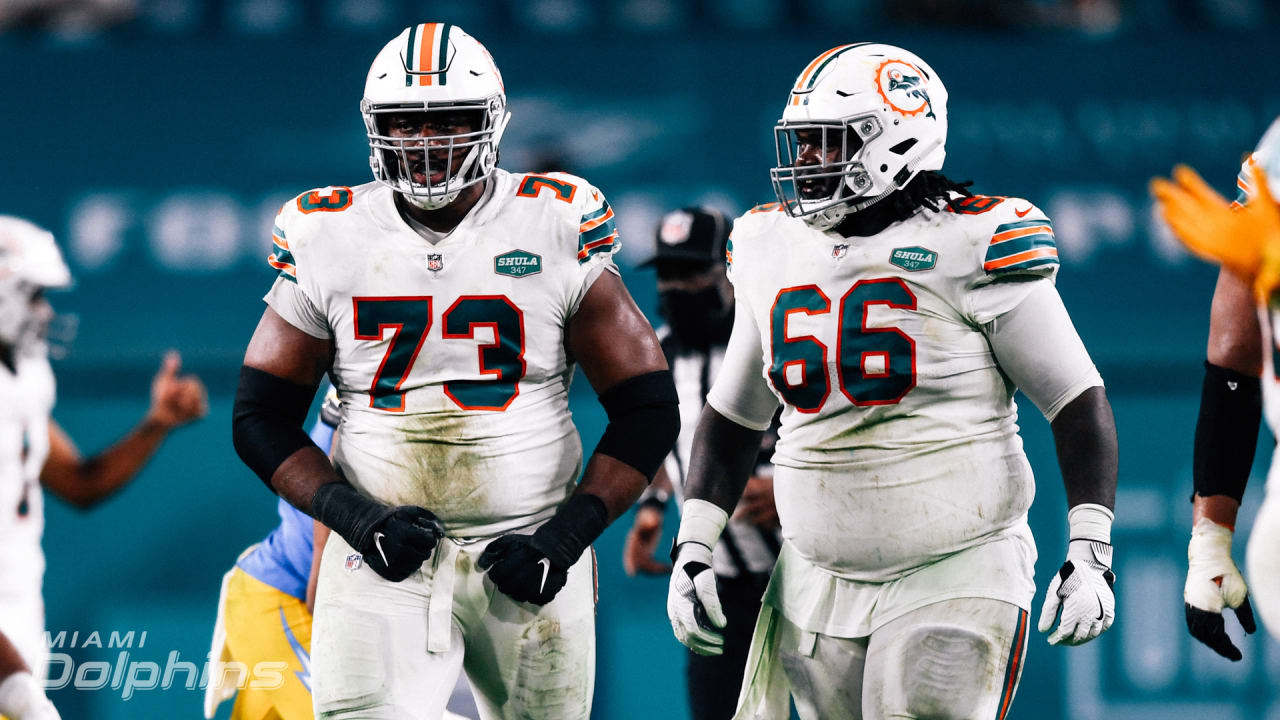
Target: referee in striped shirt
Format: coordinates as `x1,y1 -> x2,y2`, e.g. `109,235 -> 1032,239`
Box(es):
623,206 -> 780,720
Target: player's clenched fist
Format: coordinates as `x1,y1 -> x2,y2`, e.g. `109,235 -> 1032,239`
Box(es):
667,541 -> 727,656
311,481 -> 444,582
478,535 -> 567,605
480,494 -> 609,606
1039,538 -> 1116,645
1185,518 -> 1256,661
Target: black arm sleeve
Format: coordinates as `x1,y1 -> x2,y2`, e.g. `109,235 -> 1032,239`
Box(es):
1193,361 -> 1262,503
593,370 -> 680,480
231,365 -> 320,491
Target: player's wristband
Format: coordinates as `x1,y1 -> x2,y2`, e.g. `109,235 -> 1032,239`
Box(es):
675,499 -> 729,555
1067,503 -> 1114,544
311,481 -> 394,554
531,494 -> 609,569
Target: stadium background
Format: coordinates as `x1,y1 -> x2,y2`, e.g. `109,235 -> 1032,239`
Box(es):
4,0 -> 1280,717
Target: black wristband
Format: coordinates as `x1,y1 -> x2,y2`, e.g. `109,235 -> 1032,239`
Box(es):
531,494 -> 609,568
594,370 -> 680,480
311,481 -> 393,553
1192,361 -> 1262,503
232,366 -> 319,491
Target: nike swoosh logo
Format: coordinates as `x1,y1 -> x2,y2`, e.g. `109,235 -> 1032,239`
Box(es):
374,532 -> 389,566
1015,206 -> 1033,217
537,557 -> 552,594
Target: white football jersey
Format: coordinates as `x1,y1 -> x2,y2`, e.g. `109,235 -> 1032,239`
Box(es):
709,194 -> 1069,580
265,169 -> 620,538
0,349 -> 52,602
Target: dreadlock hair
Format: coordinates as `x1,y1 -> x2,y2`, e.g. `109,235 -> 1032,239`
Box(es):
884,170 -> 974,222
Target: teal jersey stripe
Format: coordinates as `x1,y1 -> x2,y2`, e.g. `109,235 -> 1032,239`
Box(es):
272,224 -> 287,239
276,269 -> 298,283
726,237 -> 733,269
993,219 -> 1053,235
580,200 -> 612,225
272,247 -> 296,267
1236,188 -> 1250,205
437,24 -> 452,85
579,218 -> 617,246
405,24 -> 420,86
989,256 -> 1059,275
986,232 -> 1055,263
578,240 -> 615,265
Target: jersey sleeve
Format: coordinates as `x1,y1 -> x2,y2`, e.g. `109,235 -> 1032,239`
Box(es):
984,280 -> 1102,421
966,200 -> 1062,325
262,200 -> 330,339
562,175 -> 622,316
706,296 -> 780,431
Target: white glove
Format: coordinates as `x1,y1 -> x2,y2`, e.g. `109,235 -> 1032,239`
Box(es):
1039,504 -> 1117,646
667,499 -> 730,656
1185,518 -> 1256,660
0,673 -> 61,720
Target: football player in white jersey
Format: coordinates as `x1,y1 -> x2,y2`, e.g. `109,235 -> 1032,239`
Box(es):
230,23 -> 678,720
0,216 -> 207,717
1152,115 -> 1280,649
0,629 -> 59,719
665,44 -> 1120,720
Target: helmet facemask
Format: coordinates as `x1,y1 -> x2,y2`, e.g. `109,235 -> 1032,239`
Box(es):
363,97 -> 509,210
771,114 -> 887,231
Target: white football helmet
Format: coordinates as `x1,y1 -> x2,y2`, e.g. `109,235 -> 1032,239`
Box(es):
770,43 -> 949,230
0,216 -> 71,350
361,23 -> 510,210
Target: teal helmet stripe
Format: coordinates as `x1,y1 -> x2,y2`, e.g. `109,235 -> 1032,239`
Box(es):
437,23 -> 452,86
405,24 -> 420,86
802,42 -> 871,90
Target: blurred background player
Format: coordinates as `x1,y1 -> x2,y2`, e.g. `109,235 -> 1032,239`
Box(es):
0,216 -> 207,694
0,629 -> 58,720
231,23 -> 678,719
1152,115 -> 1280,651
666,44 -> 1119,719
621,207 -> 780,720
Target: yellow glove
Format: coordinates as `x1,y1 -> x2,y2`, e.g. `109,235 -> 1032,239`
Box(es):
1151,162 -> 1280,302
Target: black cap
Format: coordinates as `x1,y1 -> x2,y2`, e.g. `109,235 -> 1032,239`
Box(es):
640,207 -> 733,268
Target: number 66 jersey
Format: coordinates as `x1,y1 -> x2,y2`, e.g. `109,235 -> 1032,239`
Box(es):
263,169 -> 619,538
707,195 -> 1102,590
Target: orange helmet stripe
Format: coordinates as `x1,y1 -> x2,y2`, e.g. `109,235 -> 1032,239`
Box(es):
418,23 -> 439,86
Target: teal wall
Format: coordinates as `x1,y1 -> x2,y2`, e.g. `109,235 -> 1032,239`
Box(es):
7,10 -> 1280,718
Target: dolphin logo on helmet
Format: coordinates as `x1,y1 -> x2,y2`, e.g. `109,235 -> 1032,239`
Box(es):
771,43 -> 949,231
361,24 -> 511,210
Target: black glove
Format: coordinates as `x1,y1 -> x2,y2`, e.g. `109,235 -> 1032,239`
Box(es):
312,481 -> 445,582
1186,600 -> 1257,662
478,494 -> 608,606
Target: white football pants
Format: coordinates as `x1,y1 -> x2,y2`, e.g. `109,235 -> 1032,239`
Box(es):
772,597 -> 1028,720
311,533 -> 595,720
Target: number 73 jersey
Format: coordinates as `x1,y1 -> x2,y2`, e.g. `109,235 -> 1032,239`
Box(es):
709,195 -> 1068,580
262,170 -> 620,538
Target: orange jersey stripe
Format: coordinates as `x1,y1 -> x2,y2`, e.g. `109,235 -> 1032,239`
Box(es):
268,256 -> 296,274
576,234 -> 617,258
984,247 -> 1058,271
272,234 -> 289,251
419,23 -> 438,87
990,225 -> 1053,245
579,207 -> 615,233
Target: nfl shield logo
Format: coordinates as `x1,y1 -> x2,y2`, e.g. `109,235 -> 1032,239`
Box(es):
832,244 -> 849,259
345,553 -> 363,572
427,253 -> 444,272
